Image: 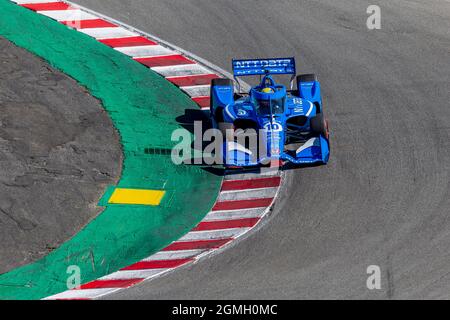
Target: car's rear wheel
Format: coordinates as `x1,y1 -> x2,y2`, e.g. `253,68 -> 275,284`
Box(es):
297,73 -> 318,84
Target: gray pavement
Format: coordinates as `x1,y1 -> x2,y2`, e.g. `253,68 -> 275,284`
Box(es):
0,37 -> 122,274
75,0 -> 449,299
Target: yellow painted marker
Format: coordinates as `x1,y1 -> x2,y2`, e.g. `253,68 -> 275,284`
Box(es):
108,188 -> 165,206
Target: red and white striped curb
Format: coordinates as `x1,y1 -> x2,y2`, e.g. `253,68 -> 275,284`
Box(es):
9,0 -> 284,300
12,0 -> 227,110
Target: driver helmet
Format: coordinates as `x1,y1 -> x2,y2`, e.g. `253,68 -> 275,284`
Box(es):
261,87 -> 275,94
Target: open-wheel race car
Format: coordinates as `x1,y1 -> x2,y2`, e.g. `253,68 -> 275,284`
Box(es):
209,57 -> 330,168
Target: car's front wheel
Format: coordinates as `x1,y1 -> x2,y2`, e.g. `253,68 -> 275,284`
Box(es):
310,113 -> 329,138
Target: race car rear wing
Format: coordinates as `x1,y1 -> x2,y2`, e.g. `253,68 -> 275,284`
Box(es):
232,57 -> 296,91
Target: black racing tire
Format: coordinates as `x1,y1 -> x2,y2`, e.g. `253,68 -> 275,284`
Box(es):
310,113 -> 327,136
211,78 -> 233,87
297,73 -> 318,85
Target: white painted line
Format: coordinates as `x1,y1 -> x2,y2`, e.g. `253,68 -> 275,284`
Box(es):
305,101 -> 314,117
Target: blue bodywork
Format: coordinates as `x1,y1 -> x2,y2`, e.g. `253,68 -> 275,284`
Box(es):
210,57 -> 330,167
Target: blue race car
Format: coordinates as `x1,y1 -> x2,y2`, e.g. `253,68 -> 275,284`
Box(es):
210,57 -> 330,167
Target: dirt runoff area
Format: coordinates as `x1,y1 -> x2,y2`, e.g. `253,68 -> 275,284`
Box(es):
0,37 -> 122,274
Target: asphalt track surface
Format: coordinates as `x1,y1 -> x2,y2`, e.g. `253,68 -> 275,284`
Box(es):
0,37 -> 121,274
76,0 -> 449,299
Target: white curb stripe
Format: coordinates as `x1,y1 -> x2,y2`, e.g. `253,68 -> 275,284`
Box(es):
203,208 -> 266,221
79,26 -> 138,39
143,249 -> 205,261
44,288 -> 119,300
38,9 -> 96,21
115,45 -> 174,58
180,85 -> 211,98
179,228 -> 251,241
100,269 -> 169,281
218,187 -> 279,201
151,64 -> 212,77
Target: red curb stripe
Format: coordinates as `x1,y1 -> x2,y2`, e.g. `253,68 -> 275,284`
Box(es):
61,19 -> 117,29
166,74 -> 219,87
20,2 -> 71,11
194,218 -> 260,231
80,278 -> 144,289
134,54 -> 195,68
192,96 -> 210,109
213,198 -> 274,211
164,238 -> 233,251
221,176 -> 281,191
99,36 -> 157,48
121,258 -> 192,270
